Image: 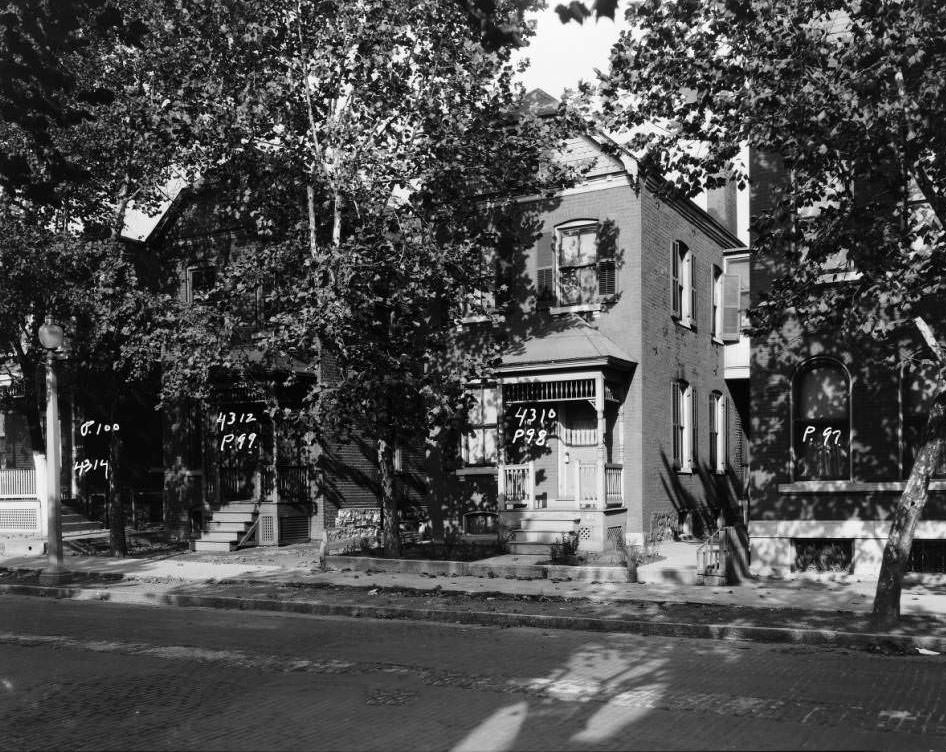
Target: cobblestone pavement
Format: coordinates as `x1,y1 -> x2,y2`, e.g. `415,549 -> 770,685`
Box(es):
1,596 -> 944,751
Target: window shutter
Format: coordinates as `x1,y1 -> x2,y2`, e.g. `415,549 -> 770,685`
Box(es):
690,386 -> 697,468
722,274 -> 742,341
536,231 -> 556,305
671,381 -> 680,469
537,267 -> 555,304
598,259 -> 615,297
688,252 -> 697,329
671,242 -> 681,317
721,394 -> 728,471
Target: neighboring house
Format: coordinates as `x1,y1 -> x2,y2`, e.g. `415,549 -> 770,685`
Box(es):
149,90 -> 748,554
747,149 -> 946,576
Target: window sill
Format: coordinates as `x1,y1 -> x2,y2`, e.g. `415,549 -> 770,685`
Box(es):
549,302 -> 605,315
779,480 -> 946,493
454,466 -> 498,476
673,318 -> 694,331
675,467 -> 693,476
711,336 -> 724,346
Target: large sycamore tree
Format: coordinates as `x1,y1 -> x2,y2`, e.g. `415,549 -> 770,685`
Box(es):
162,0 -> 566,556
577,0 -> 946,622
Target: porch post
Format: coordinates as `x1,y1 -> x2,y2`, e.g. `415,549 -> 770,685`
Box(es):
595,373 -> 606,509
496,379 -> 506,506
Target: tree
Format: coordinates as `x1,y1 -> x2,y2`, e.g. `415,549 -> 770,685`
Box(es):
0,0 -> 259,554
584,0 -> 946,622
156,0 -> 568,557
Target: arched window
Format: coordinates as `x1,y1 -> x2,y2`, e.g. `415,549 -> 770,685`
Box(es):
793,359 -> 850,480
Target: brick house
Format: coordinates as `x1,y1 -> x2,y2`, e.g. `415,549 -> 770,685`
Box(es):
147,90 -> 749,554
434,91 -> 748,553
747,148 -> 946,576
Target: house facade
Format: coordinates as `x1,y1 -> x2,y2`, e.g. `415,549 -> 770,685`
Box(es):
435,112 -> 748,553
747,148 -> 946,576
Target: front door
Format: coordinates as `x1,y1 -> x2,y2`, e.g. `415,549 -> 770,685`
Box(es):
558,402 -> 598,502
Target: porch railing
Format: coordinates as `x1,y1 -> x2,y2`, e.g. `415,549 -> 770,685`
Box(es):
220,467 -> 256,501
605,463 -> 623,506
0,469 -> 36,498
501,463 -> 533,505
276,465 -> 310,501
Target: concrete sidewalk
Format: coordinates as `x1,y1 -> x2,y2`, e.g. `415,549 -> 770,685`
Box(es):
2,540 -> 946,620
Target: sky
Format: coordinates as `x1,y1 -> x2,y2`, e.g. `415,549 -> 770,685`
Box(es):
513,7 -> 624,97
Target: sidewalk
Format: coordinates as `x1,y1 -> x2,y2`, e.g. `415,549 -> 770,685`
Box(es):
2,541 -> 946,653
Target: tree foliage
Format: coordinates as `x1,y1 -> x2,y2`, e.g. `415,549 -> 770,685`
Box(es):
588,0 -> 946,620
157,0 -> 568,555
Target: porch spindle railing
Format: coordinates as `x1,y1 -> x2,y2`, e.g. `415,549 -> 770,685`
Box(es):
502,463 -> 533,505
0,468 -> 36,497
605,464 -> 623,506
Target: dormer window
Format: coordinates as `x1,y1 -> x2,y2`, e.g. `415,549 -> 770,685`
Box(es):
537,220 -> 615,309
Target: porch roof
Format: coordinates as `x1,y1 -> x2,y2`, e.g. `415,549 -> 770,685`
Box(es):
497,318 -> 636,374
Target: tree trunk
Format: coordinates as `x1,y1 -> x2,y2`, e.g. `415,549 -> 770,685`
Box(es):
377,437 -> 400,558
108,414 -> 128,557
872,391 -> 946,625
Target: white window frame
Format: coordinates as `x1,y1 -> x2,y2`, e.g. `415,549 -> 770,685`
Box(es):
672,379 -> 693,473
711,265 -> 723,341
553,220 -> 606,310
461,384 -> 498,467
672,241 -> 695,328
709,391 -> 726,474
186,264 -> 216,304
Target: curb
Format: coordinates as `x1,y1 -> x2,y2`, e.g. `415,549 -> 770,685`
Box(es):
327,555 -> 630,583
2,582 -> 943,654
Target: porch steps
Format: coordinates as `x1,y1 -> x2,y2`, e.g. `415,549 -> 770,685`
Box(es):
504,511 -> 581,556
192,504 -> 258,553
60,501 -> 104,535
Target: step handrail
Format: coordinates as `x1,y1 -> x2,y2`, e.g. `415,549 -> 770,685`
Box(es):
236,516 -> 261,549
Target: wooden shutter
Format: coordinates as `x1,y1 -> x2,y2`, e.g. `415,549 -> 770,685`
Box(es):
689,385 -> 697,468
671,381 -> 680,469
688,251 -> 697,330
671,242 -> 681,317
722,273 -> 742,341
536,231 -> 556,305
598,259 -> 615,297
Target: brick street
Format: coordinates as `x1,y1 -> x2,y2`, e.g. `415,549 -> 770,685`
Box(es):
0,596 -> 943,751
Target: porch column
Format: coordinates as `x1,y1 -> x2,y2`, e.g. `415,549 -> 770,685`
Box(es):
595,373 -> 606,509
496,379 -> 506,505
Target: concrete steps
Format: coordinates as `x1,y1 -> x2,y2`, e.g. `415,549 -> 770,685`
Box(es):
60,503 -> 103,535
192,504 -> 258,553
502,510 -> 580,557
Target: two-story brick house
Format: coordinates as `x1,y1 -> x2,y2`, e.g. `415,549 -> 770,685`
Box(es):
434,91 -> 748,554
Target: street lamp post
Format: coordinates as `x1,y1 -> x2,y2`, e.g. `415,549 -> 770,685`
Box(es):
38,316 -> 69,586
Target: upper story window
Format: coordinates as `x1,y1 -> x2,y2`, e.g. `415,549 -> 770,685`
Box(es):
901,364 -> 946,479
722,255 -> 750,341
671,379 -> 695,472
793,359 -> 850,481
537,220 -> 615,309
461,385 -> 498,466
672,241 -> 695,327
709,390 -> 726,473
711,265 -> 723,340
186,265 -> 216,304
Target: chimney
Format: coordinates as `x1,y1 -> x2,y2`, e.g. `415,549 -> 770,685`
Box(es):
707,181 -> 738,237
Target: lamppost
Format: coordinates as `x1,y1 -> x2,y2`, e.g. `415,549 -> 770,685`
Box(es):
38,316 -> 69,586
